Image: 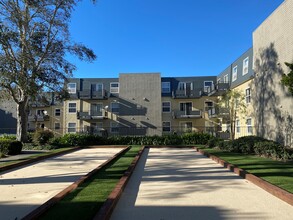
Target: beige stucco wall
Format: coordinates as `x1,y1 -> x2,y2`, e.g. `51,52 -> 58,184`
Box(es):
253,0 -> 293,146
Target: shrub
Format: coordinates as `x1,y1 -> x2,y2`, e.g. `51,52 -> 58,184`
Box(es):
0,139 -> 23,155
232,136 -> 267,154
254,141 -> 291,161
33,129 -> 54,145
182,133 -> 212,145
207,137 -> 222,148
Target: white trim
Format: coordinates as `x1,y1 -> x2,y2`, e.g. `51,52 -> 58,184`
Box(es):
204,81 -> 214,92
243,57 -> 249,75
162,101 -> 171,113
161,82 -> 171,93
68,102 -> 77,114
67,83 -> 77,94
245,87 -> 251,104
246,117 -> 253,134
54,122 -> 61,130
232,66 -> 238,82
223,74 -> 229,83
110,82 -> 119,93
67,122 -> 76,133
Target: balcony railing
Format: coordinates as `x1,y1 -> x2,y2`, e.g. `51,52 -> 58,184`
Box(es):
172,110 -> 202,119
77,110 -> 108,120
172,88 -> 201,99
78,89 -> 108,100
28,115 -> 50,122
207,107 -> 229,118
207,83 -> 230,96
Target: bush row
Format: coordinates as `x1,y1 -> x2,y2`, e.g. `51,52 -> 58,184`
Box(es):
48,132 -> 213,147
207,136 -> 293,161
0,139 -> 23,155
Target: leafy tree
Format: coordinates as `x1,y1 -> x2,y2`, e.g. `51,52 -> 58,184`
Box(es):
281,62 -> 293,96
218,89 -> 247,140
0,0 -> 96,142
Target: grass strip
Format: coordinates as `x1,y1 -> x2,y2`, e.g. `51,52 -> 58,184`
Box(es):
196,145 -> 293,193
40,145 -> 142,220
0,147 -> 75,172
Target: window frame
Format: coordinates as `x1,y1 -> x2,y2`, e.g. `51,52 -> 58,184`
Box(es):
68,102 -> 77,114
243,57 -> 249,75
55,108 -> 61,117
67,83 -> 77,94
204,81 -> 214,92
232,66 -> 238,82
223,74 -> 229,83
162,82 -> 171,93
246,118 -> 253,134
67,122 -> 76,133
110,82 -> 119,93
162,101 -> 171,113
54,122 -> 61,130
245,87 -> 251,104
162,121 -> 171,132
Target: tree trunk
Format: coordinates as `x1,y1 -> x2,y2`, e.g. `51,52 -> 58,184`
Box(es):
16,98 -> 28,142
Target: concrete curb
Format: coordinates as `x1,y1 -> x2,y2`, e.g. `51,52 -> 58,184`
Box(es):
0,147 -> 80,173
22,146 -> 130,220
93,146 -> 146,220
194,147 -> 293,206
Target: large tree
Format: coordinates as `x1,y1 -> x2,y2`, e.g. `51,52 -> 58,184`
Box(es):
218,89 -> 246,140
0,0 -> 96,142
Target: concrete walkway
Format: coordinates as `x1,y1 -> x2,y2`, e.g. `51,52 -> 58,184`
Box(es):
111,148 -> 293,220
0,147 -> 122,220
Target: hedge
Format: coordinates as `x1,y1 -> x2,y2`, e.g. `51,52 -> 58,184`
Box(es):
0,139 -> 23,155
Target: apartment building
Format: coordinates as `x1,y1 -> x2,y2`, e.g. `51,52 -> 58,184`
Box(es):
56,74 -> 220,136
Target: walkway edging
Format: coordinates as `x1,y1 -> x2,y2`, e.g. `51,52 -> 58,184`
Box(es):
22,146 -> 130,220
194,147 -> 293,206
93,146 -> 146,220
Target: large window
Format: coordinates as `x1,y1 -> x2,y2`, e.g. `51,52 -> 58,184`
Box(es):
162,102 -> 171,113
245,88 -> 251,104
55,109 -> 61,116
204,81 -> 213,92
68,122 -> 76,133
162,82 -> 171,93
92,83 -> 103,92
111,102 -> 119,113
232,66 -> 237,82
68,102 -> 77,113
162,121 -> 171,132
110,82 -> 119,93
236,119 -> 240,133
55,122 -> 61,130
178,82 -> 185,90
243,57 -> 249,75
247,118 -> 252,134
67,83 -> 76,94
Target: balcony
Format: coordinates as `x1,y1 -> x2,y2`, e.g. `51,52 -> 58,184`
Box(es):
77,110 -> 108,120
172,110 -> 202,119
172,88 -> 201,99
207,107 -> 229,118
78,90 -> 108,100
28,115 -> 50,122
207,83 -> 230,96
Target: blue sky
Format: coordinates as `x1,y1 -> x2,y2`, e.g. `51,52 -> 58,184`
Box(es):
69,0 -> 284,78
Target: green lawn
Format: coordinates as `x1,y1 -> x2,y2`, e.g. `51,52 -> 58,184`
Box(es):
196,145 -> 293,193
40,145 -> 142,220
0,147 -> 74,171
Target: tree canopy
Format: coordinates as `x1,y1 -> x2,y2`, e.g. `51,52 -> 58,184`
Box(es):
281,62 -> 293,96
0,0 -> 96,141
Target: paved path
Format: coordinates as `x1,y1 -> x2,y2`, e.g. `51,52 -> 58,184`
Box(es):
0,147 -> 122,220
111,148 -> 293,220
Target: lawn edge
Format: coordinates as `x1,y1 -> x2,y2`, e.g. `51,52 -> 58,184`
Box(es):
0,147 -> 79,173
93,146 -> 145,220
194,146 -> 293,206
22,146 -> 130,220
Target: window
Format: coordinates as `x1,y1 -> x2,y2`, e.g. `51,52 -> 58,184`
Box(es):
162,82 -> 171,93
67,83 -> 76,94
180,122 -> 192,132
162,102 -> 171,112
68,122 -> 76,133
204,81 -> 214,93
55,109 -> 61,116
110,82 -> 119,93
90,122 -> 103,132
111,122 -> 119,133
232,66 -> 237,82
162,121 -> 171,132
223,74 -> 229,83
243,57 -> 249,75
245,88 -> 251,104
178,82 -> 185,90
205,101 -> 213,111
247,118 -> 252,134
236,119 -> 240,133
92,83 -> 103,92
36,109 -> 45,116
180,102 -> 192,112
55,122 -> 61,130
111,102 -> 119,113
68,102 -> 77,113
